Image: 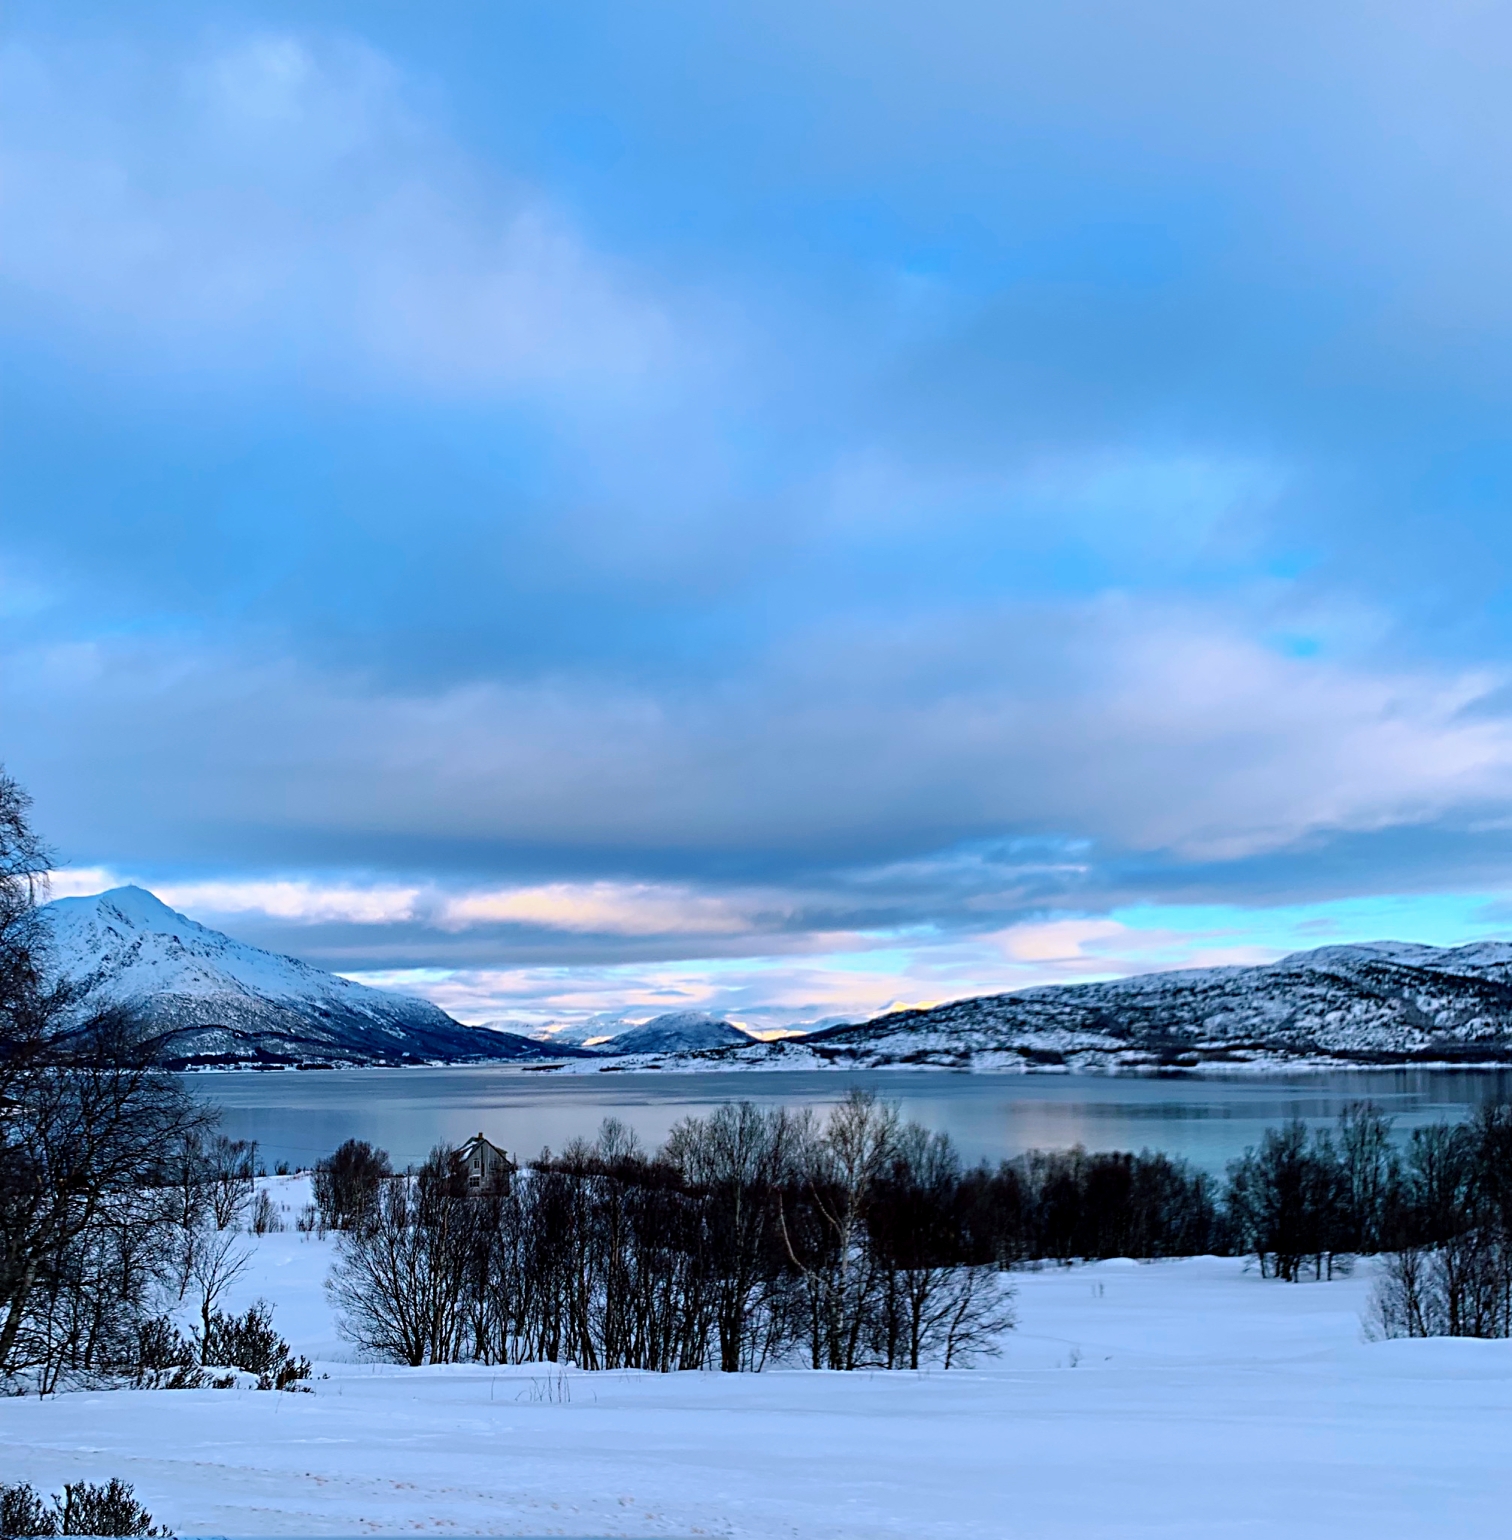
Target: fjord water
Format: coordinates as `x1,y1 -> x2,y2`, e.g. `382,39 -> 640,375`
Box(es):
190,1065 -> 1512,1174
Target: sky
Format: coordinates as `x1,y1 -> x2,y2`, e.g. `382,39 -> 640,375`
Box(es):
9,2 -> 1512,1028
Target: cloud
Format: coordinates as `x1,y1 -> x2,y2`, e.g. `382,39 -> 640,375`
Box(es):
340,917 -> 1291,1029
0,32 -> 682,397
437,882 -> 764,937
42,866 -> 119,900
154,878 -> 424,926
13,593 -> 1512,900
13,4 -> 1512,1022
998,918 -> 1128,964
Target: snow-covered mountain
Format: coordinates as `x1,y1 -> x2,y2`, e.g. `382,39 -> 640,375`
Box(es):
40,887 -> 565,1067
49,891 -> 1512,1074
510,1014 -> 631,1049
747,940 -> 1512,1071
598,1011 -> 755,1056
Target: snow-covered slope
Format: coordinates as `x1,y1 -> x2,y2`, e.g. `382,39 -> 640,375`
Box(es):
41,887 -> 560,1067
599,1011 -> 755,1055
4,1213 -> 1508,1540
741,939 -> 1512,1071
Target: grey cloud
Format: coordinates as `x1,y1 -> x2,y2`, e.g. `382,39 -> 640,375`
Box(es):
10,593 -> 1512,910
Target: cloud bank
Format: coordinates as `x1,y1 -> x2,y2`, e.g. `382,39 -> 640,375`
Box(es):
10,4 -> 1512,1020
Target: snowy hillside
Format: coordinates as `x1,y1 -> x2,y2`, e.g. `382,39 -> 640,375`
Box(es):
732,939 -> 1512,1071
599,1011 -> 755,1055
40,887 -> 560,1067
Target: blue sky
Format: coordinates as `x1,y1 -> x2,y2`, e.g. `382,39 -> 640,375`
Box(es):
9,1 -> 1512,1026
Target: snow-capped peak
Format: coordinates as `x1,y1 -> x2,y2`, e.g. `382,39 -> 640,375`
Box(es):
37,886 -> 552,1067
44,885 -> 370,1007
603,1011 -> 755,1055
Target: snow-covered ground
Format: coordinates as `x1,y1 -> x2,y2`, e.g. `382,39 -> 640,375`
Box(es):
5,1177 -> 1512,1537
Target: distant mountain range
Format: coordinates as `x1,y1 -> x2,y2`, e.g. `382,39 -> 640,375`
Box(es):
496,1012 -> 758,1053
733,940 -> 1512,1071
40,887 -> 1512,1073
41,887 -> 573,1068
39,888 -> 757,1069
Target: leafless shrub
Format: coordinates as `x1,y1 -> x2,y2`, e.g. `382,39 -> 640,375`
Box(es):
250,1189 -> 283,1234
201,1299 -> 311,1389
1372,1232 -> 1512,1339
0,1478 -> 170,1537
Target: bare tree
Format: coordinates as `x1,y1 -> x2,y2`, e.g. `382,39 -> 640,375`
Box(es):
867,1122 -> 1015,1368
779,1091 -> 899,1369
313,1140 -> 392,1232
0,768 -> 56,1077
667,1102 -> 796,1371
205,1136 -> 256,1231
0,1014 -> 213,1386
326,1174 -> 470,1365
187,1226 -> 252,1358
0,769 -> 216,1390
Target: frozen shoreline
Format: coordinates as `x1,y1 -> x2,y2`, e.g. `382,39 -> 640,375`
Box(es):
180,1048 -> 1512,1076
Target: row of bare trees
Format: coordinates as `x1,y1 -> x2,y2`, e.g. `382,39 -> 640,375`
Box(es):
327,1091 -> 1512,1361
327,1094 -> 1017,1372
1225,1102 -> 1512,1321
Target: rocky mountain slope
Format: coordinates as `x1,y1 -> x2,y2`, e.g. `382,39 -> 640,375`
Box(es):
736,940 -> 1512,1071
41,886 -> 569,1068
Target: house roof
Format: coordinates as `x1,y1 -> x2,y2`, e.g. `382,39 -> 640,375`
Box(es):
455,1131 -> 512,1160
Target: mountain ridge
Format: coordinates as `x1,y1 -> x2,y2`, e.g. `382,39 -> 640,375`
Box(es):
603,1011 -> 755,1055
755,938 -> 1512,1071
41,886 -> 574,1067
41,890 -> 1512,1074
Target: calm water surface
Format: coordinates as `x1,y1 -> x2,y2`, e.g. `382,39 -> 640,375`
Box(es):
189,1065 -> 1512,1174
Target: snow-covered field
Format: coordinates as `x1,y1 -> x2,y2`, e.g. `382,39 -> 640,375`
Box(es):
5,1177 -> 1512,1538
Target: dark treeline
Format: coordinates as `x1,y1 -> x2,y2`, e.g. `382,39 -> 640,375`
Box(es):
322,1099 -> 1228,1371
326,1095 -> 1512,1368
327,1095 -> 1016,1373
1227,1103 -> 1512,1336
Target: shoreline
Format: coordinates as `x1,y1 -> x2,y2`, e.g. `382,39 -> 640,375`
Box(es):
175,1052 -> 1512,1078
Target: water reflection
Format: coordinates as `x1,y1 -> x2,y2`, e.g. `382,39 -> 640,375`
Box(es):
188,1066 -> 1512,1175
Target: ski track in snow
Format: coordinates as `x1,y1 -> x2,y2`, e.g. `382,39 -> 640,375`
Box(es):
4,1176 -> 1511,1537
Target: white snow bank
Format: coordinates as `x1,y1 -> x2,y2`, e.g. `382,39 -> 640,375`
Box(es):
4,1190 -> 1511,1538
